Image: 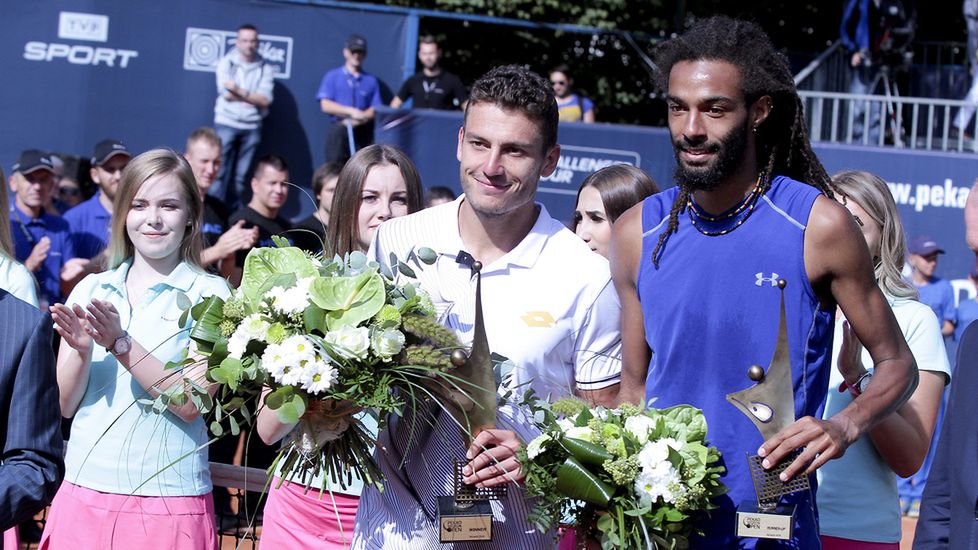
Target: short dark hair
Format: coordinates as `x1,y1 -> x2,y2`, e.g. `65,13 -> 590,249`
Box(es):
185,127 -> 221,152
464,65 -> 559,151
311,162 -> 342,198
419,35 -> 438,47
550,64 -> 572,79
424,185 -> 456,207
238,23 -> 258,33
254,154 -> 288,177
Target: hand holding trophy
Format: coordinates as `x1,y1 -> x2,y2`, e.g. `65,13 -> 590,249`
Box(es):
435,260 -> 510,543
725,279 -> 811,541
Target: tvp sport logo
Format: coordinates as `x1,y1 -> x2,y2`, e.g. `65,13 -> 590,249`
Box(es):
23,12 -> 138,68
184,28 -> 292,79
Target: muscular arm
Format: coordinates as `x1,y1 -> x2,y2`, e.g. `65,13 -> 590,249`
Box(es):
0,313 -> 64,530
609,205 -> 651,406
760,196 -> 917,479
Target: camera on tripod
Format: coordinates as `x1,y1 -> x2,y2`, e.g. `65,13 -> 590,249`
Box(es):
871,0 -> 916,72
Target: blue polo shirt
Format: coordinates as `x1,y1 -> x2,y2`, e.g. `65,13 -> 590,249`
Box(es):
9,204 -> 75,306
64,190 -> 112,260
315,66 -> 382,122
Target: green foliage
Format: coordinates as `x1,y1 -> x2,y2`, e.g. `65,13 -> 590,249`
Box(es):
308,270 -> 386,330
240,247 -> 318,306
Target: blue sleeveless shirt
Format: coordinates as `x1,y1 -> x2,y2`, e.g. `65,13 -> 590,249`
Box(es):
638,175 -> 834,549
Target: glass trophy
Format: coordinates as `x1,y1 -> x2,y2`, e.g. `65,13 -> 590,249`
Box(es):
725,279 -> 810,540
436,261 -> 507,542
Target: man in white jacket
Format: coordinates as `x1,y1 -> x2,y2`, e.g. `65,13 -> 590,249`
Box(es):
212,23 -> 274,210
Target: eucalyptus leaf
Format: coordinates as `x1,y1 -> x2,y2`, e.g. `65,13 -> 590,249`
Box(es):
210,421 -> 224,437
417,247 -> 437,264
397,261 -> 417,278
229,415 -> 241,436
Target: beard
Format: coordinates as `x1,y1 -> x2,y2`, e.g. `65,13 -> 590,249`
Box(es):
673,117 -> 750,192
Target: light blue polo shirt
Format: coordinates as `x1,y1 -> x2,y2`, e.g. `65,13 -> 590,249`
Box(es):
63,259 -> 230,496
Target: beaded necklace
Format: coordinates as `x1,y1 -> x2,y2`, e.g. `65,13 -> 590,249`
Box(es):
687,174 -> 766,236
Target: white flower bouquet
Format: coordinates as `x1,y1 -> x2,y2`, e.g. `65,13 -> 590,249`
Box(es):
518,395 -> 727,549
165,244 -> 467,492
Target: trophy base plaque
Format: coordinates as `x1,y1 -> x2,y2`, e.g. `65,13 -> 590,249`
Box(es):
436,459 -> 506,543
735,502 -> 795,540
437,496 -> 493,542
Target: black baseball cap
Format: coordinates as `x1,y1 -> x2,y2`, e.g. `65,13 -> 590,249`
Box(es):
12,149 -> 54,175
91,139 -> 131,166
345,34 -> 367,53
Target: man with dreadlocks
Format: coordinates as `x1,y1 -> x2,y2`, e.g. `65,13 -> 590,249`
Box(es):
611,16 -> 917,547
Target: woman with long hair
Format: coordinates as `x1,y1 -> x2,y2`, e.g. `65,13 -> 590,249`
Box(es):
571,164 -> 658,258
0,167 -> 38,306
257,144 -> 422,548
816,170 -> 949,549
39,149 -> 229,549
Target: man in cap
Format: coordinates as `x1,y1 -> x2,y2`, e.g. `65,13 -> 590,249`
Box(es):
7,150 -> 75,307
211,23 -> 275,210
316,34 -> 383,164
61,139 -> 131,293
908,236 -> 956,338
902,235 -> 956,516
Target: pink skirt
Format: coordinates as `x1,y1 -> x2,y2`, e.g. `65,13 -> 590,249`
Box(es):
259,477 -> 359,549
821,535 -> 900,550
38,482 -> 217,550
3,527 -> 18,550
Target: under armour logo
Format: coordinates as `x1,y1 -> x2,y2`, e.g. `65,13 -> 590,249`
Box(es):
755,273 -> 780,287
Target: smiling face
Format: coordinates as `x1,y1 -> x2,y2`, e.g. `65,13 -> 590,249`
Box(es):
573,185 -> 612,257
126,173 -> 190,266
666,60 -> 761,192
457,102 -> 559,219
356,163 -> 408,250
250,163 -> 289,217
185,139 -> 221,194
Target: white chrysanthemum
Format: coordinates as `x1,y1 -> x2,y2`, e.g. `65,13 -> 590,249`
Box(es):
526,433 -> 553,459
324,326 -> 371,360
267,277 -> 314,315
227,313 -> 271,359
564,426 -> 595,443
624,415 -> 657,444
241,313 -> 271,340
635,461 -> 682,505
301,360 -> 338,395
556,418 -> 575,433
281,334 -> 317,358
260,342 -> 288,377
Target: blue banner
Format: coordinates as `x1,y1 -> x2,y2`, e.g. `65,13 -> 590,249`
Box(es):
376,108 -> 978,284
0,0 -> 409,216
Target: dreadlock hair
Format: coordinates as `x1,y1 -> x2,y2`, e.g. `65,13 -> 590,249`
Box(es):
649,15 -> 833,267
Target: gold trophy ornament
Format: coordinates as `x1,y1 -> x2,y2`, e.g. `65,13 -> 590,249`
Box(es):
436,260 -> 506,542
725,279 -> 810,540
